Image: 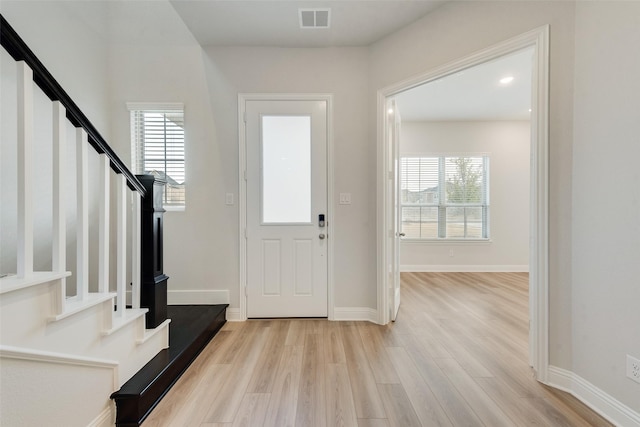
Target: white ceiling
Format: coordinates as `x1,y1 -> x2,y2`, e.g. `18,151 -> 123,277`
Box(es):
22,0 -> 530,121
169,0 -> 446,47
393,47 -> 534,121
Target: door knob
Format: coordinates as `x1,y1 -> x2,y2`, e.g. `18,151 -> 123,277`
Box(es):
397,232 -> 406,237
319,234 -> 326,240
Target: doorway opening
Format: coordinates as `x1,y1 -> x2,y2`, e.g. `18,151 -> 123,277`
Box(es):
377,26 -> 550,381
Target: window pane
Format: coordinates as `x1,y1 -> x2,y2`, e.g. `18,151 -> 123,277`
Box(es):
262,116 -> 311,223
401,157 -> 439,204
446,207 -> 466,238
419,207 -> 438,239
446,207 -> 483,238
465,207 -> 483,239
399,155 -> 489,240
445,157 -> 484,204
401,206 -> 421,238
166,184 -> 185,205
132,108 -> 185,207
402,207 -> 438,239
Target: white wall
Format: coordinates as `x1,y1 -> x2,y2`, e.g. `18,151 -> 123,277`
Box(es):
399,121 -> 530,271
3,0 -> 639,417
104,3 -> 374,310
370,0 -> 640,416
201,46 -> 373,309
2,0 -> 375,313
105,2 -> 227,302
0,1 -> 111,139
572,1 -> 640,412
1,3 -> 107,293
0,357 -> 114,427
369,0 -> 577,373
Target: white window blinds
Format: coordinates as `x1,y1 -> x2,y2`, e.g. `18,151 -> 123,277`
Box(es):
130,105 -> 185,207
400,155 -> 489,239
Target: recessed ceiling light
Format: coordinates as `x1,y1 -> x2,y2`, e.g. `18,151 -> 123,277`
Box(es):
299,9 -> 331,29
499,76 -> 515,85
528,108 -> 532,112
388,108 -> 394,114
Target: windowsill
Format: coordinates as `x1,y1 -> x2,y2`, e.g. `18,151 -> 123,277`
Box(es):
164,206 -> 185,212
401,238 -> 492,244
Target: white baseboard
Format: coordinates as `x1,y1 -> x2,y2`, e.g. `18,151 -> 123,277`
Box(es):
225,308 -> 242,321
167,290 -> 229,305
547,365 -> 640,427
333,307 -> 378,323
400,264 -> 529,273
222,308 -> 378,323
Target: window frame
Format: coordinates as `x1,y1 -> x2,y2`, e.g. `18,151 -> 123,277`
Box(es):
128,102 -> 185,211
400,153 -> 490,242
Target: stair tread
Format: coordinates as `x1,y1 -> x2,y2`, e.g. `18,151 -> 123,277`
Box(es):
137,319 -> 172,344
110,304 -> 227,426
114,304 -> 226,394
0,271 -> 71,295
51,292 -> 115,322
103,308 -> 149,336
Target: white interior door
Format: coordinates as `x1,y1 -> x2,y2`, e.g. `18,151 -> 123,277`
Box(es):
389,100 -> 402,321
245,99 -> 328,318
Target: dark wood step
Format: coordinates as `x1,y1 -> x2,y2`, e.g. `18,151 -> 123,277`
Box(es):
110,304 -> 228,427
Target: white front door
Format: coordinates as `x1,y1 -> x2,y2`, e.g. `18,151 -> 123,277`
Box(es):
245,99 -> 328,318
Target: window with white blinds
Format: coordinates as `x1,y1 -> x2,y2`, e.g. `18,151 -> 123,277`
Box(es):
400,155 -> 489,239
129,104 -> 185,207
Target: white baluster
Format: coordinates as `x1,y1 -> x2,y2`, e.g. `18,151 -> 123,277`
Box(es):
116,175 -> 127,317
52,102 -> 66,272
132,192 -> 142,309
17,62 -> 33,278
98,154 -> 110,294
52,102 -> 66,311
76,128 -> 89,300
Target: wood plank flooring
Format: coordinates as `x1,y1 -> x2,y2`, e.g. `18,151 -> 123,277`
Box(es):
143,272 -> 613,427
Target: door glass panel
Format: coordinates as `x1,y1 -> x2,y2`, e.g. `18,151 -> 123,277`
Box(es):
262,115 -> 311,223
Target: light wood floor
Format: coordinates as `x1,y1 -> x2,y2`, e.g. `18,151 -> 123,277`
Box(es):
143,272 -> 613,427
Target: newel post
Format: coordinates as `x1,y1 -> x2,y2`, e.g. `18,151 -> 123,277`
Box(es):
137,175 -> 169,328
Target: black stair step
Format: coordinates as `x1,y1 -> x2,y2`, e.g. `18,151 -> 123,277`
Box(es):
110,304 -> 227,427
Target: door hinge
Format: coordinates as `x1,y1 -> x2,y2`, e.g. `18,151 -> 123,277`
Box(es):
243,111 -> 247,123
243,170 -> 247,181
388,171 -> 394,180
244,228 -> 248,239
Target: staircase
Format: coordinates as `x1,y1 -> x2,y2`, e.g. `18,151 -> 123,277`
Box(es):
110,304 -> 227,426
0,15 -> 170,427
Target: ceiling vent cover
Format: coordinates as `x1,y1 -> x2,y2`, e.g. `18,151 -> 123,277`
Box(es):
299,8 -> 331,29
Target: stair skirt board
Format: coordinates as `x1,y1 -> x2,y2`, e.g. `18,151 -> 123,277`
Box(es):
111,304 -> 227,427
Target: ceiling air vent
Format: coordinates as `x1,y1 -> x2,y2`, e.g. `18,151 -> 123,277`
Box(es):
299,8 -> 331,29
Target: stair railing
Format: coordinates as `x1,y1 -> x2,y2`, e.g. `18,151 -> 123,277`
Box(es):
1,14 -> 144,317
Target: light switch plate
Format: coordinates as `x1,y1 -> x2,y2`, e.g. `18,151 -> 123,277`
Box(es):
225,193 -> 234,205
339,193 -> 351,205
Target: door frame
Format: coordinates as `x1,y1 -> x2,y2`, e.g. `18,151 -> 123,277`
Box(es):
389,99 -> 402,322
238,93 -> 334,321
376,26 -> 550,382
